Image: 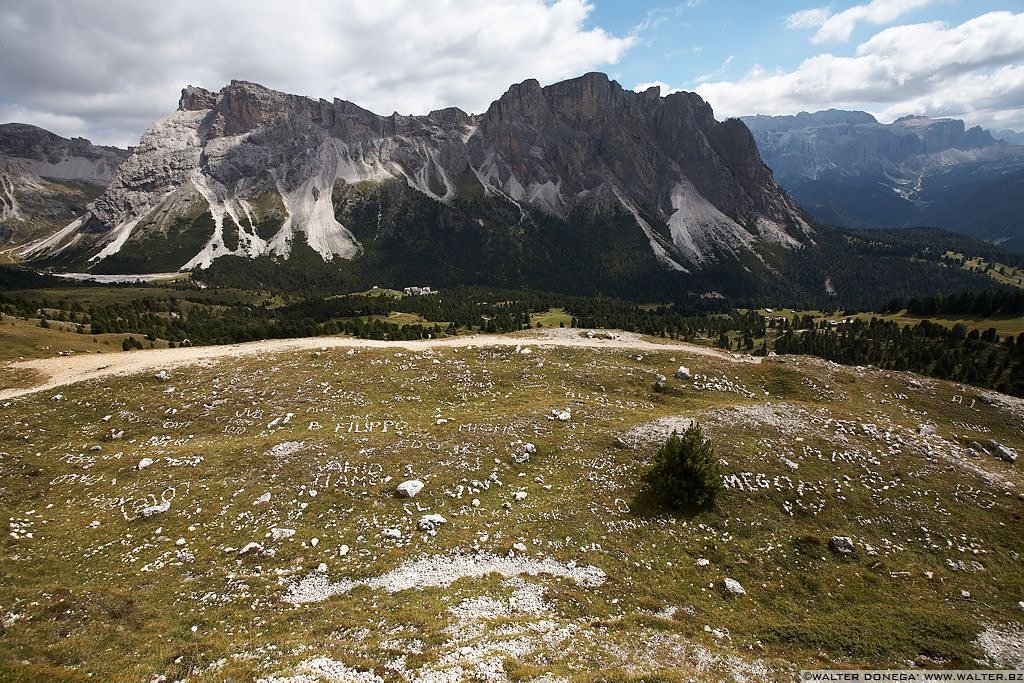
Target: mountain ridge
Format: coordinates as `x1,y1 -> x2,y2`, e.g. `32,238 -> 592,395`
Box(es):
0,124 -> 128,248
17,73 -> 811,290
741,110 -> 1024,249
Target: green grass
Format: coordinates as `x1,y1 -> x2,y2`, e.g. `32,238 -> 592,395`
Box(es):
529,307 -> 572,328
0,339 -> 1020,680
0,315 -> 166,361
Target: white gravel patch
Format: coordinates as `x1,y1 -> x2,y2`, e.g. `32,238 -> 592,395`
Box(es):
259,657 -> 383,683
283,553 -> 605,605
975,623 -> 1024,668
618,416 -> 695,449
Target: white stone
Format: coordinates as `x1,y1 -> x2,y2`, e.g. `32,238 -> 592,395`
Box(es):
339,544 -> 350,556
271,528 -> 296,540
310,537 -> 319,547
254,492 -> 271,505
723,578 -> 746,596
471,498 -> 480,507
696,558 -> 710,567
395,479 -> 424,498
383,528 -> 402,539
513,491 -> 527,501
154,370 -> 170,381
829,536 -> 855,555
512,542 -> 528,553
418,514 -> 447,531
917,423 -> 936,436
139,499 -> 170,518
239,542 -> 263,555
175,538 -> 186,547
556,411 -> 571,422
137,457 -> 155,471
675,366 -> 691,380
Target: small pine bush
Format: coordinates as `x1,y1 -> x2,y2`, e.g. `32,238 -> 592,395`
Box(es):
644,423 -> 723,511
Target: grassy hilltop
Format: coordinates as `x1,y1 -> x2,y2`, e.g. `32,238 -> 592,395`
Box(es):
0,331 -> 1022,681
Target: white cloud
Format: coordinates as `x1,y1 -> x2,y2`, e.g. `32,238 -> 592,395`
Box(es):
694,55 -> 734,84
0,0 -> 633,146
786,0 -> 938,44
696,11 -> 1024,131
785,7 -> 832,30
633,80 -> 684,96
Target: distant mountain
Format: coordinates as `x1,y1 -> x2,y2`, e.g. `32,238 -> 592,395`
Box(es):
993,129 -> 1024,146
17,74 -> 815,300
742,110 -> 1024,251
0,124 -> 128,249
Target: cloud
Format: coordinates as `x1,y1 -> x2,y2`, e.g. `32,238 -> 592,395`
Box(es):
694,55 -> 734,84
785,8 -> 832,30
633,80 -> 684,96
695,11 -> 1024,131
0,0 -> 632,147
786,0 -> 938,44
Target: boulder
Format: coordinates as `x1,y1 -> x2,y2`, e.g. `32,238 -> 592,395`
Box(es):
722,578 -> 746,596
271,527 -> 295,540
382,528 -> 402,539
917,423 -> 936,436
989,440 -> 1018,463
395,479 -> 424,498
137,457 -> 155,471
829,536 -> 855,555
675,366 -> 691,380
417,514 -> 447,531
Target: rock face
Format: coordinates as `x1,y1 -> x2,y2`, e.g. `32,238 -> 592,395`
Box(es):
0,124 -> 128,248
742,110 -> 1024,249
0,123 -> 126,184
19,73 -> 810,292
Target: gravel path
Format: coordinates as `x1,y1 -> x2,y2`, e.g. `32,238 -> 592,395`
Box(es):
0,328 -> 759,400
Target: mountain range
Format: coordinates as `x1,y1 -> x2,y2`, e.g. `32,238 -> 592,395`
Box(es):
13,74 -> 813,293
742,110 -> 1024,250
0,123 -> 127,249
2,75 -> 1016,307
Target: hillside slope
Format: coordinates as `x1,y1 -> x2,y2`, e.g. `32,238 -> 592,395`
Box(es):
0,330 -> 1021,680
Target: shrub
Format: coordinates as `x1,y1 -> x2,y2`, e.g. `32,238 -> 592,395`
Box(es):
644,423 -> 723,511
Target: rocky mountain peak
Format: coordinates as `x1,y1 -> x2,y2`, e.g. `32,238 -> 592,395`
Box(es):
20,72 -> 809,284
178,86 -> 218,111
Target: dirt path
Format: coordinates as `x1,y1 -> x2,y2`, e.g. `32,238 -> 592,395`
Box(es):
0,328 -> 759,400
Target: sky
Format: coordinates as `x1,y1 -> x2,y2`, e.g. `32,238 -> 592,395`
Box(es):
0,0 -> 1022,147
